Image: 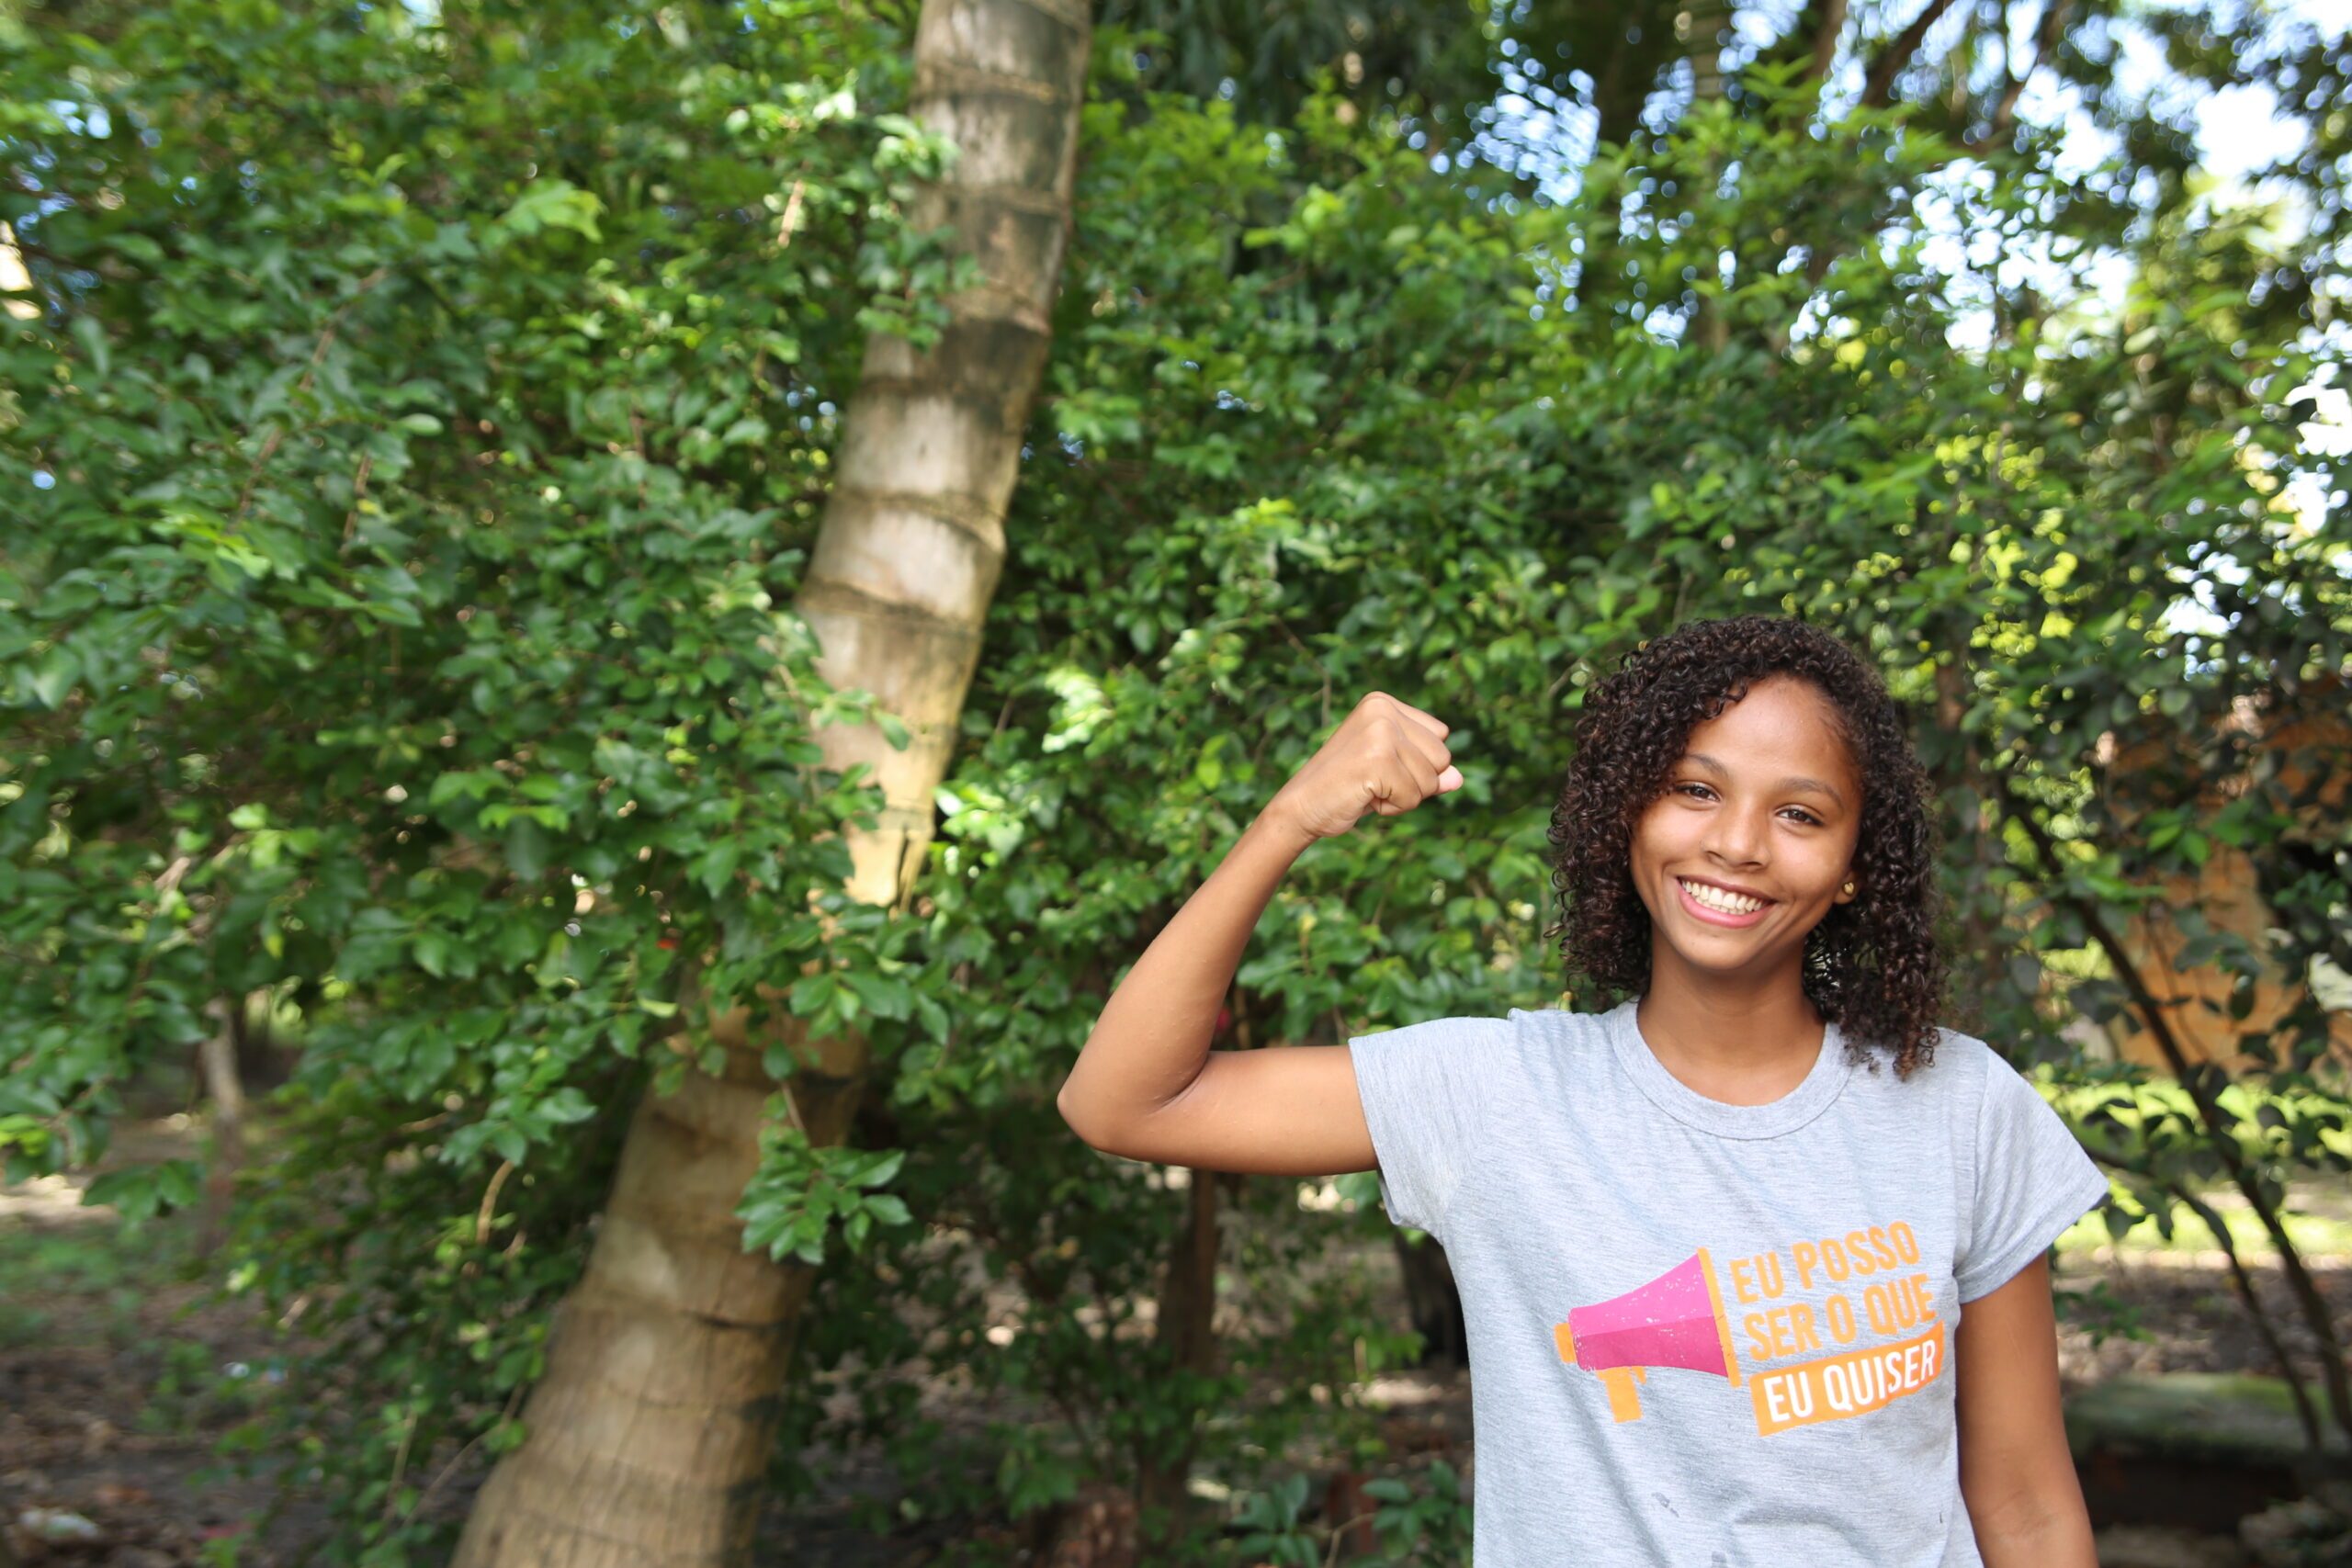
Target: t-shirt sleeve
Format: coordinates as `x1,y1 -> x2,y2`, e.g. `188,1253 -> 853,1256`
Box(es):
1347,1012 -> 1517,1240
1955,1047 -> 2109,1303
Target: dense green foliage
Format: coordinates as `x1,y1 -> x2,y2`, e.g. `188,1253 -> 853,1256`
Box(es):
1,0 -> 945,1552
4,0 -> 2347,1561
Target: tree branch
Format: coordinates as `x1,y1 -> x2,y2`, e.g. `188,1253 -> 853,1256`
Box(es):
1812,0 -> 1851,82
1989,0 -> 2073,141
1995,775 -> 2352,1451
1860,0 -> 1962,109
2083,1142 -> 2324,1453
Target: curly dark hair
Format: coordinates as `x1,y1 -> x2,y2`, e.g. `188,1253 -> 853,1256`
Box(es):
1545,615 -> 1948,1079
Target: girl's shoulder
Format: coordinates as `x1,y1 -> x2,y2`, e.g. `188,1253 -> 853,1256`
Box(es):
1503,1002 -> 1613,1051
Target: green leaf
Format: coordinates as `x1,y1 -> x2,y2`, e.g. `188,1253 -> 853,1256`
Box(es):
85,1160 -> 204,1222
842,971 -> 912,1021
28,645 -> 77,708
496,177 -> 605,242
692,840 -> 742,897
505,817 -> 549,881
71,313 -> 110,378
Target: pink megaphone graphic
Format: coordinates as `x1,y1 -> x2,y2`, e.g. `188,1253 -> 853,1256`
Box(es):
1553,1247 -> 1743,1422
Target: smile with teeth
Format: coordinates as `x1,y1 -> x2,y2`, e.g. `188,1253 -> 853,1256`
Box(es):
1679,877 -> 1770,915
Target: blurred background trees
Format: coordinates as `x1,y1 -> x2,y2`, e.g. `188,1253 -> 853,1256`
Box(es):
2,0 -> 2346,1562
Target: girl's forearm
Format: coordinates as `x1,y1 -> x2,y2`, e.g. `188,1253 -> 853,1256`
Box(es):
1973,1498 -> 2097,1568
1055,807 -> 1314,1143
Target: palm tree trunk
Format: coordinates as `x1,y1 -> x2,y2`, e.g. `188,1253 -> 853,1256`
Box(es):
451,1 -> 1092,1561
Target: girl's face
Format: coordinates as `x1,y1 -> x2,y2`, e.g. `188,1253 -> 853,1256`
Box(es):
1627,674 -> 1865,986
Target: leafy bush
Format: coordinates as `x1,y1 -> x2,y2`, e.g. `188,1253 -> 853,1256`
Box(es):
3,0 -> 946,1555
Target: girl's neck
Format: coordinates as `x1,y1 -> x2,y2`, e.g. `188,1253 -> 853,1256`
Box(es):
1634,979 -> 1826,1107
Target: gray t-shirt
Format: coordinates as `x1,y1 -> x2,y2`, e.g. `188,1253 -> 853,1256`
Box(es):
1348,998 -> 2108,1567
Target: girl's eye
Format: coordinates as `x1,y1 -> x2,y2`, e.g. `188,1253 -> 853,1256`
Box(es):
1675,783 -> 1823,827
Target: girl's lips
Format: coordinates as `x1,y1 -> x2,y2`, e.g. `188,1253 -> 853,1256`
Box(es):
1674,875 -> 1774,928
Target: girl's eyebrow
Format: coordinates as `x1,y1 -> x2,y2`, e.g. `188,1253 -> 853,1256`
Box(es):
1683,752 -> 1849,811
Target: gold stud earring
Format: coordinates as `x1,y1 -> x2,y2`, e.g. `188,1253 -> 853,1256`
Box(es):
1841,880 -> 1856,897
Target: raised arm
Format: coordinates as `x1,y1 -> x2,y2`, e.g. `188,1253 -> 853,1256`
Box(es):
1055,693 -> 1461,1175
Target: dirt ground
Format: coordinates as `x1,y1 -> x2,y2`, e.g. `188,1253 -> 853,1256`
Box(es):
5,1132 -> 2349,1567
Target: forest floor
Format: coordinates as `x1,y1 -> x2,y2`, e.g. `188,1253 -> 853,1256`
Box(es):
5,1120 -> 2351,1566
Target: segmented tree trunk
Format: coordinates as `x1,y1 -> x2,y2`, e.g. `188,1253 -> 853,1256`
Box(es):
451,0 -> 1092,1560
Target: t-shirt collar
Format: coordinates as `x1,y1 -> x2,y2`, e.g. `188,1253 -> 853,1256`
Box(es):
1603,998 -> 1855,1140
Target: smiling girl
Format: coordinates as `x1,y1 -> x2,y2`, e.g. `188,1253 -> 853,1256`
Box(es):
1057,615 -> 2108,1566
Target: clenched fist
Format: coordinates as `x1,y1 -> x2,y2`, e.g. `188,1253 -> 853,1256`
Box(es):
1266,692 -> 1463,843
